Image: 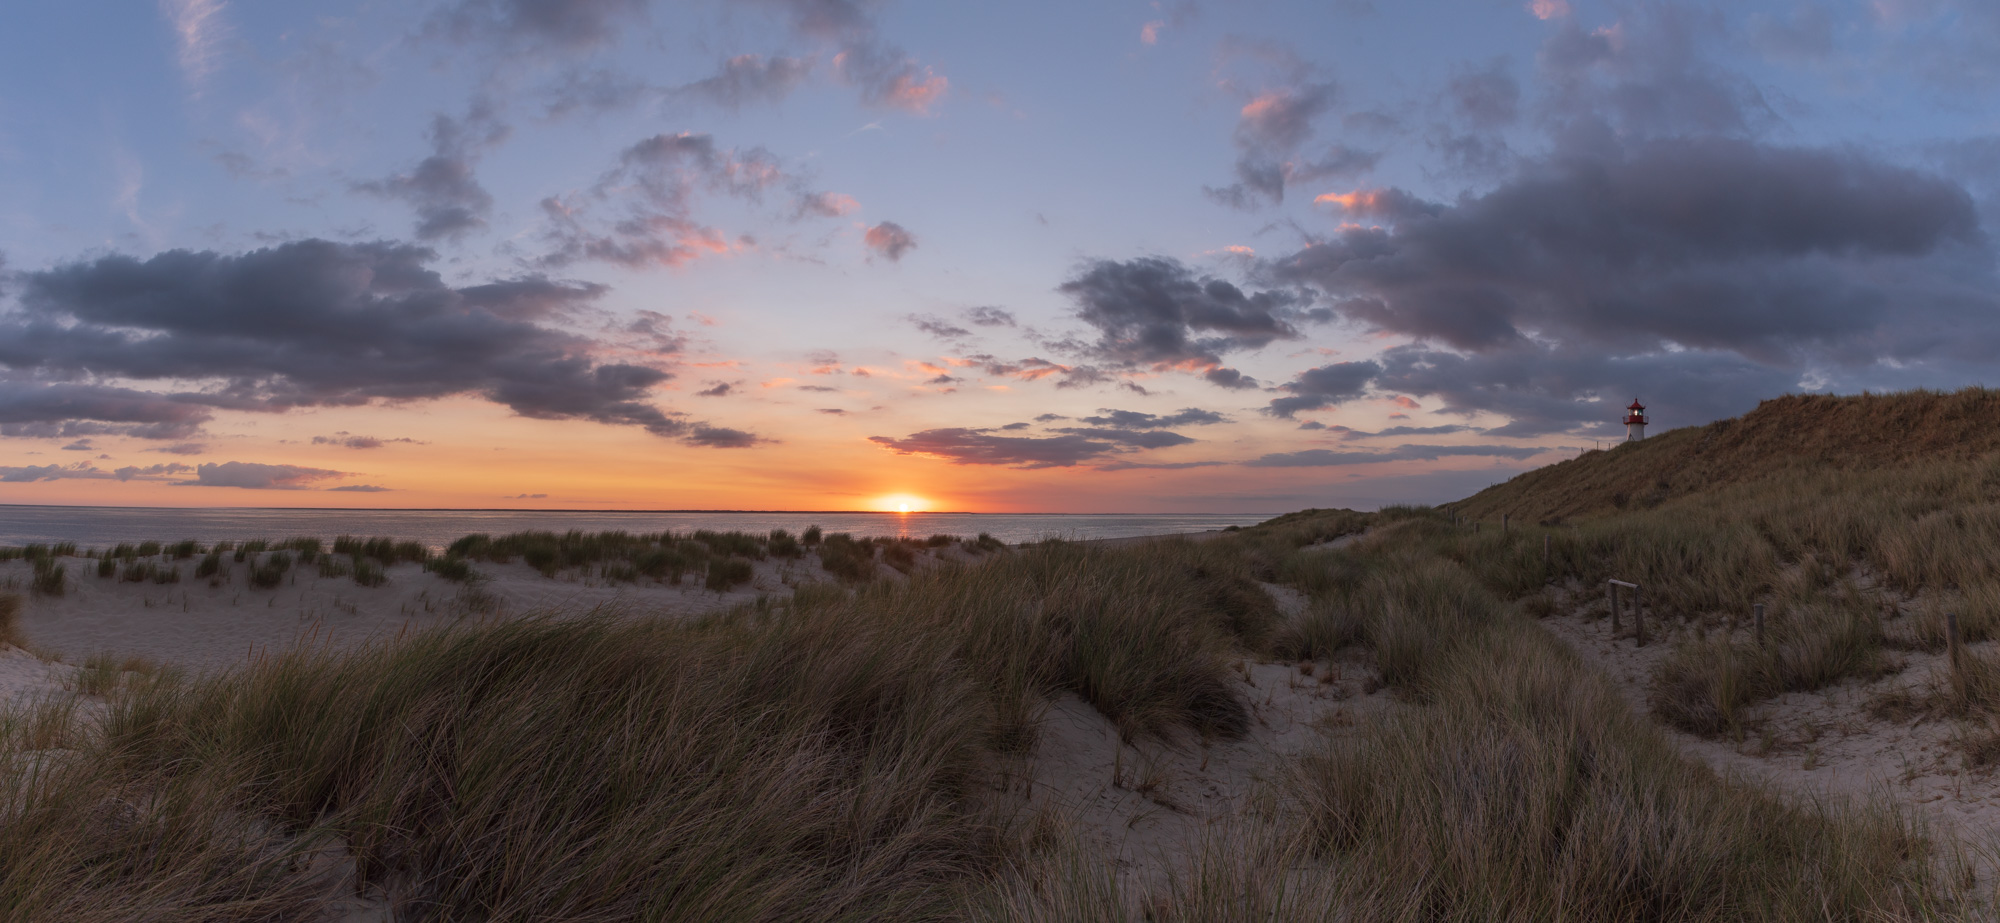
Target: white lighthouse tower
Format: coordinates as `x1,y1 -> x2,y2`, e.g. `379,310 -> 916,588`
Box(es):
1624,398 -> 1647,442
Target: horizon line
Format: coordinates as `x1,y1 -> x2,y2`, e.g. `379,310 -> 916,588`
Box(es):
0,502 -> 1280,516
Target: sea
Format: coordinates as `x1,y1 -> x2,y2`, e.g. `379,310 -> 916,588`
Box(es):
0,506 -> 1274,551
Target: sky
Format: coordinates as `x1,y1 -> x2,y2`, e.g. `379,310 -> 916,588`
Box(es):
0,0 -> 1996,513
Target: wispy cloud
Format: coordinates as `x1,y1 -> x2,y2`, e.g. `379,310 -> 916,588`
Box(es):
160,0 -> 229,92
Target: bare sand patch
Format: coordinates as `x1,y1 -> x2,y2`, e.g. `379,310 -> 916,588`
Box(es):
1540,603 -> 2000,873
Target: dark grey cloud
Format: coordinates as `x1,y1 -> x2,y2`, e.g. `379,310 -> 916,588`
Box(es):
355,101 -> 510,242
1330,424 -> 1474,439
1059,256 -> 1316,387
678,53 -> 815,109
1265,136 -> 1994,435
685,425 -> 762,448
1244,444 -> 1547,467
1448,59 -> 1520,129
4,240 -> 758,447
1093,460 -> 1231,472
1076,407 -> 1226,429
966,306 -> 1016,327
695,382 -> 734,397
1537,6 -> 1774,140
185,461 -> 346,490
0,462 -> 187,482
312,433 -> 420,449
0,380 -> 213,441
148,442 -> 207,455
427,0 -> 647,54
1047,428 -> 1195,449
869,428 -> 1122,469
330,484 -> 393,492
1267,361 -> 1381,418
910,314 -> 969,339
869,418 -> 1195,468
864,221 -> 917,261
61,440 -> 92,451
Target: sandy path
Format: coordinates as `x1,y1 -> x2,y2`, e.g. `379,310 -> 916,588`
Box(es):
994,576 -> 1393,900
1540,606 -> 2000,874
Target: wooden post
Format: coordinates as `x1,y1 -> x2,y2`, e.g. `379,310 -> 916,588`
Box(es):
1948,612 -> 1961,672
1634,584 -> 1646,647
1543,533 -> 1551,566
1474,522 -> 1480,534
1503,514 -> 1509,535
1608,582 -> 1620,636
1754,603 -> 1765,648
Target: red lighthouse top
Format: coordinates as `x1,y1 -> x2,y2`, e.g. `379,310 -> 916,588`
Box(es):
1624,398 -> 1646,426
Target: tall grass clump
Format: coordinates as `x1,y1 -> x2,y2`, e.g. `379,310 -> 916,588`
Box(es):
30,557 -> 66,597
0,593 -> 20,648
249,552 -> 292,589
1290,623 -> 1950,920
85,613 -> 1007,920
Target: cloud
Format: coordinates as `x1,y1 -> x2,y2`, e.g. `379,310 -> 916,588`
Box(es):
966,306 -> 1016,327
1334,424 -> 1475,439
0,381 -> 213,441
794,191 -> 860,219
1537,6 -> 1774,140
1243,444 -> 1548,467
752,0 -> 948,114
329,484 -> 393,492
508,492 -> 548,499
1059,256 -> 1315,385
1076,407 -> 1227,428
1267,361 -> 1382,418
355,101 -> 511,242
1447,59 -> 1520,129
1204,42 -> 1377,209
312,433 -> 419,449
678,54 -> 815,109
910,314 -> 969,339
1262,138 -> 1991,437
61,440 -> 93,451
695,382 -> 734,397
685,425 -> 762,448
148,442 -> 207,455
427,0 -> 647,54
160,0 -> 229,90
1046,428 -> 1195,449
869,428 -> 1129,468
538,132 -> 820,269
864,221 -> 917,261
183,461 -> 345,489
6,240 -> 758,447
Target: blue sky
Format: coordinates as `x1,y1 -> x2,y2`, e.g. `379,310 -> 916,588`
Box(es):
0,0 -> 1995,511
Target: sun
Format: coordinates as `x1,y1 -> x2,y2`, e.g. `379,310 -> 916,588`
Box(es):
876,493 -> 930,513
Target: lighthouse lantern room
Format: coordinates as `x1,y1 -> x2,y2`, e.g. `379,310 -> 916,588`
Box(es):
1624,398 -> 1647,442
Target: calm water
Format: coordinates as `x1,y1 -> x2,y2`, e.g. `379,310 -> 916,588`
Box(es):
0,505 -> 1273,550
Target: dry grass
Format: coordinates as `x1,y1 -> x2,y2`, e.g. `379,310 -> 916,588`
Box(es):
0,593 -> 20,649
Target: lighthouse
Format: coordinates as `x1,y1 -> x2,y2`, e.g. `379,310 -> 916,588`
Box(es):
1624,398 -> 1647,442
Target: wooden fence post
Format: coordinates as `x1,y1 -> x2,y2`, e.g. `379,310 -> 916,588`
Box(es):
1634,584 -> 1646,647
1608,582 -> 1620,636
1949,612 -> 1961,673
1543,533 -> 1550,566
1503,514 -> 1509,535
1754,603 -> 1765,648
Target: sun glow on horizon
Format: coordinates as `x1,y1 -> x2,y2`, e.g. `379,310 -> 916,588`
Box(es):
875,493 -> 932,513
